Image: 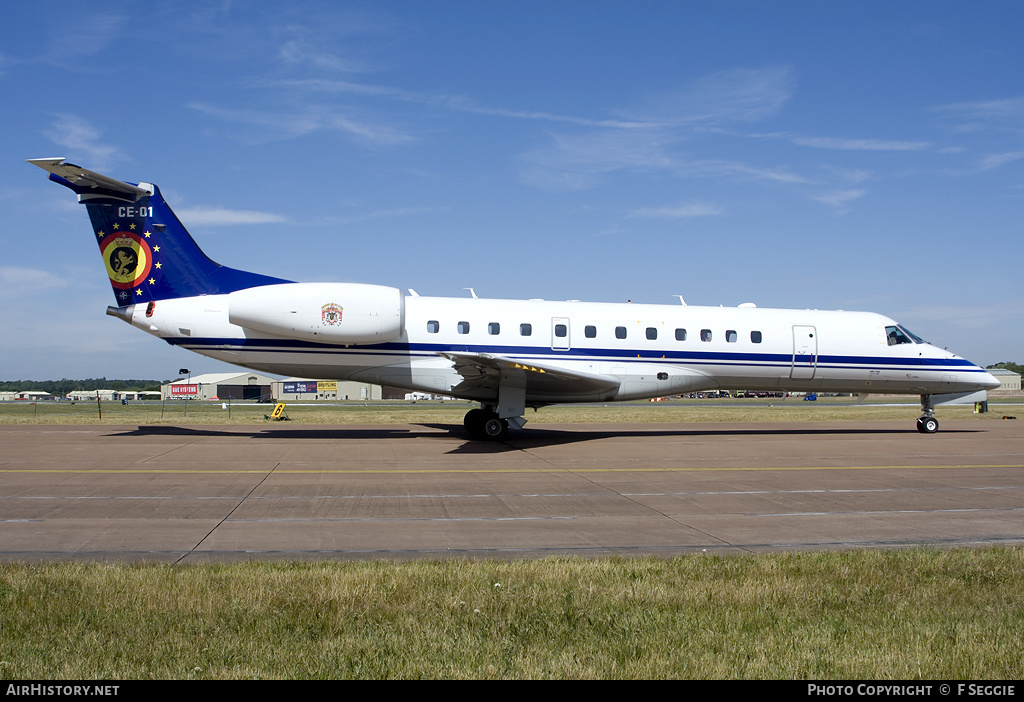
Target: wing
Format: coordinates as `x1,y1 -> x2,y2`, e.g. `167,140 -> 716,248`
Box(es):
438,351 -> 621,400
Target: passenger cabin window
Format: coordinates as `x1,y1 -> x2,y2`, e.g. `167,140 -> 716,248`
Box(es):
427,320 -> 439,333
886,325 -> 915,346
675,328 -> 687,341
585,325 -> 597,339
700,329 -> 712,342
554,324 -> 567,338
488,322 -> 500,335
458,321 -> 470,335
751,331 -> 762,344
646,327 -> 658,340
615,326 -> 627,340
520,323 -> 532,336
726,330 -> 737,343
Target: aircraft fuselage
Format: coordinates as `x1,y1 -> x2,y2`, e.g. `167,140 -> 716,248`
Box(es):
122,292 -> 994,404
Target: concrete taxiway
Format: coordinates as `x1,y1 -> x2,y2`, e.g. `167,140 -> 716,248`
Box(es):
0,420 -> 1022,562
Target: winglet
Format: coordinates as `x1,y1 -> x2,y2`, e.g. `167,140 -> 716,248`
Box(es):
27,158 -> 152,201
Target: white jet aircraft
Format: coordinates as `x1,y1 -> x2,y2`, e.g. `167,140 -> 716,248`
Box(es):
29,158 -> 999,440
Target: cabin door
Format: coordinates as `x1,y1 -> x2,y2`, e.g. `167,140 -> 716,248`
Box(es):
791,325 -> 817,379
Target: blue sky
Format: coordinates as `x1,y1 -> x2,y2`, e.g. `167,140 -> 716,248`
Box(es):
2,1 -> 1022,380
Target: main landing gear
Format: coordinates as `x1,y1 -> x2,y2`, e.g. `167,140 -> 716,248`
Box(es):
916,395 -> 939,434
464,407 -> 509,441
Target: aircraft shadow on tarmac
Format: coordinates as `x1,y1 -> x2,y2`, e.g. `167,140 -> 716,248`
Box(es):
106,423 -> 983,453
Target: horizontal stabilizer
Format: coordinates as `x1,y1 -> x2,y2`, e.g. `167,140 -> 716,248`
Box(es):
27,158 -> 151,201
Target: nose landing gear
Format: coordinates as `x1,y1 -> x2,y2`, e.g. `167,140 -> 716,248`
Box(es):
917,395 -> 939,434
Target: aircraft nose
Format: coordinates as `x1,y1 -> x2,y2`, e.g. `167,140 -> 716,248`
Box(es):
980,370 -> 1001,390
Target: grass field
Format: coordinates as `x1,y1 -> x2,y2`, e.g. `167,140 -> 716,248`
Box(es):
2,550 -> 1023,679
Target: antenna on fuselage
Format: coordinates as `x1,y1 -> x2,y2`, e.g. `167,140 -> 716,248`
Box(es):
674,295 -> 687,305
464,288 -> 478,298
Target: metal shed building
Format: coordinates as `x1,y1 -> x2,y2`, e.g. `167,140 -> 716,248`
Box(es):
988,368 -> 1022,393
161,372 -> 277,401
272,378 -> 383,401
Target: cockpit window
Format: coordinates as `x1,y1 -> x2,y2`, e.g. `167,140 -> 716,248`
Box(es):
885,325 -> 919,346
898,325 -> 925,344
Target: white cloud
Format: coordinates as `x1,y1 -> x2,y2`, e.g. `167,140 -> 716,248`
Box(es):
975,151 -> 1024,171
188,102 -> 413,147
272,78 -> 653,129
936,97 -> 1024,123
0,267 -> 69,298
277,40 -> 367,73
355,206 -> 439,221
698,160 -> 811,185
628,202 -> 723,219
810,189 -> 867,210
41,114 -> 127,171
790,136 -> 932,152
619,66 -> 795,126
175,206 -> 287,226
516,67 -> 804,192
518,128 -> 684,191
43,14 -> 125,66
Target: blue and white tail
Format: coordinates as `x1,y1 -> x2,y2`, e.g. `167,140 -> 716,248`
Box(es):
29,158 -> 290,305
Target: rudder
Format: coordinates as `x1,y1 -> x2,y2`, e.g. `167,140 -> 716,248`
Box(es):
29,158 -> 290,305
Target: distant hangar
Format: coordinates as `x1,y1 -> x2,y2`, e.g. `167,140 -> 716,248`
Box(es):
160,373 -> 398,402
161,372 -> 275,402
987,368 -> 1021,392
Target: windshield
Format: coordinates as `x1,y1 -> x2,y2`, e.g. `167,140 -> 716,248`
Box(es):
898,325 -> 926,344
886,324 -> 926,346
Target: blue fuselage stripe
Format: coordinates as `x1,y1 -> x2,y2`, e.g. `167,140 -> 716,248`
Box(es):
167,337 -> 986,373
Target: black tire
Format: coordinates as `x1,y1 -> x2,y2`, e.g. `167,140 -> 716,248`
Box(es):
917,416 -> 939,434
464,409 -> 485,437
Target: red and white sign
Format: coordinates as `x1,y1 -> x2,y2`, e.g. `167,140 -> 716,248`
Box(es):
170,384 -> 198,396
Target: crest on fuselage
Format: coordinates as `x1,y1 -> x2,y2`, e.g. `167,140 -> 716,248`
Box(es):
322,303 -> 343,326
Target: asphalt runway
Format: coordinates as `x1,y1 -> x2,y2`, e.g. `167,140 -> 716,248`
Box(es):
1,420 -> 1022,563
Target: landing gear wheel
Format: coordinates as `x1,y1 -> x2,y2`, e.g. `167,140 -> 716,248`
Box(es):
464,409 -> 488,437
916,416 -> 939,434
464,409 -> 485,434
481,416 -> 509,441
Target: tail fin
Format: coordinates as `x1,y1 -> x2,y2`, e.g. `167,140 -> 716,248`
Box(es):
29,158 -> 290,305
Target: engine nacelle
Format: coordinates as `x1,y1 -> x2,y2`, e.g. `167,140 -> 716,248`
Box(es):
228,283 -> 404,344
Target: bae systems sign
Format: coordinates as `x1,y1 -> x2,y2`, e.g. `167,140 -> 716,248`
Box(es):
170,384 -> 198,396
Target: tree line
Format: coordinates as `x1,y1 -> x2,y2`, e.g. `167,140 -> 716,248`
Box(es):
0,378 -> 166,395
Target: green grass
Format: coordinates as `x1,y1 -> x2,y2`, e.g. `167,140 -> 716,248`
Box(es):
1,549 -> 1022,679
